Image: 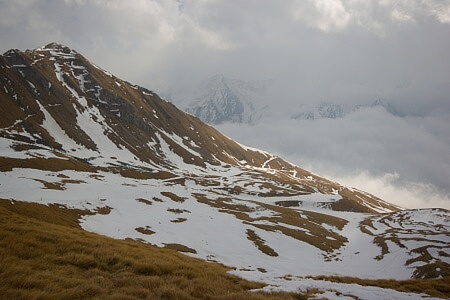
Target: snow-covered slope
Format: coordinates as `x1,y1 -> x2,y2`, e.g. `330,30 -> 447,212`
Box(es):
1,43 -> 449,299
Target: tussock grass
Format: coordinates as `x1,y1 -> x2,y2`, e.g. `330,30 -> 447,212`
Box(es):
163,243 -> 197,254
119,169 -> 175,180
338,188 -> 400,213
10,143 -> 45,152
95,206 -> 112,215
330,197 -> 372,213
171,217 -> 188,223
135,198 -> 152,205
32,178 -> 66,190
167,208 -> 191,214
373,236 -> 390,260
0,199 -> 305,299
61,178 -> 85,184
360,213 -> 450,278
30,178 -> 85,190
152,196 -> 164,202
0,156 -> 98,173
246,229 -> 279,257
161,191 -> 188,203
135,226 -> 155,235
195,194 -> 347,252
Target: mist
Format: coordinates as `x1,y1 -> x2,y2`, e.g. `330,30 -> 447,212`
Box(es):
216,105 -> 450,209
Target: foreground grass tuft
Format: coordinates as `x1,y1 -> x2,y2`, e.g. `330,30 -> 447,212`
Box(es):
0,199 -> 304,299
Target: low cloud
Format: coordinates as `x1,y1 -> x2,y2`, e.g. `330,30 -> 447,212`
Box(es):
321,170 -> 450,210
216,106 -> 450,209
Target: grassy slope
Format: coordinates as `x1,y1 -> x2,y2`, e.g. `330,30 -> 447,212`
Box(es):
0,199 -> 305,300
0,199 -> 448,299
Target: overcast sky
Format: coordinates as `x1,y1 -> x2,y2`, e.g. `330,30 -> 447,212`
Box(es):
1,0 -> 449,208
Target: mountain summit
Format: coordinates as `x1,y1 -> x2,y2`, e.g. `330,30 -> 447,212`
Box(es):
1,44 -> 449,295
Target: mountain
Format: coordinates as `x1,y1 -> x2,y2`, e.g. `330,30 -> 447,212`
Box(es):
176,74 -> 272,124
291,100 -> 403,120
1,43 -> 449,298
291,102 -> 356,120
172,75 -> 405,124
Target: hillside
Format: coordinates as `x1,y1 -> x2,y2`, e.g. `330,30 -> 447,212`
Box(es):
0,199 -> 305,299
0,43 -> 449,299
2,200 -> 448,299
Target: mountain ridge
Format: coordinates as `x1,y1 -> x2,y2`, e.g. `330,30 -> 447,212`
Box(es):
176,73 -> 273,124
1,43 -> 449,297
0,43 -> 398,213
172,74 -> 408,124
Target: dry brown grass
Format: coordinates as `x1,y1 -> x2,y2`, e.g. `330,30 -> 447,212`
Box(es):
0,156 -> 98,173
32,178 -> 66,190
61,179 -> 85,184
118,169 -> 175,180
163,243 -> 197,254
338,188 -> 400,213
94,206 -> 112,215
194,193 -> 348,252
0,199 -> 306,299
246,229 -> 279,257
135,226 -> 155,235
10,143 -> 45,152
373,236 -> 390,261
28,177 -> 86,191
311,275 -> 450,299
135,198 -> 152,205
171,217 -> 188,223
330,197 -> 372,213
167,208 -> 191,214
152,196 -> 164,202
360,214 -> 450,278
161,191 -> 188,203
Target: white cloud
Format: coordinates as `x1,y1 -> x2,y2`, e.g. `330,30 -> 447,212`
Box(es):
391,8 -> 415,23
310,0 -> 351,32
323,171 -> 450,210
215,106 -> 450,209
425,0 -> 450,24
